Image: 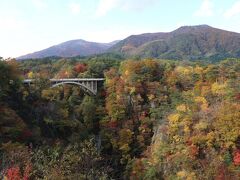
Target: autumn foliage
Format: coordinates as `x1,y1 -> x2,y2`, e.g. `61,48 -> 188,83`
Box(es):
0,58 -> 239,179
74,63 -> 87,73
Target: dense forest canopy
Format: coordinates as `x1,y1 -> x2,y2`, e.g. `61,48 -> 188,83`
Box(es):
0,56 -> 240,179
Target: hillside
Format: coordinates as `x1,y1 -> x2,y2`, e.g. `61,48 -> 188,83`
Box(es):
18,25 -> 240,61
110,25 -> 240,60
1,57 -> 240,179
18,39 -> 119,59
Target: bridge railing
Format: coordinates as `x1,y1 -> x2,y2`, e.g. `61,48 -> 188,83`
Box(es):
23,78 -> 105,83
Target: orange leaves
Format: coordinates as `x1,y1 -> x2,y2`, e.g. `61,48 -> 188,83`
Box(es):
189,145 -> 199,158
56,70 -> 70,78
74,63 -> 87,73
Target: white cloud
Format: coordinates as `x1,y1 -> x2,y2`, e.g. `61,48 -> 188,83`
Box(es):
69,2 -> 81,15
32,0 -> 47,9
96,0 -> 157,17
194,0 -> 214,17
96,0 -> 119,17
224,1 -> 240,18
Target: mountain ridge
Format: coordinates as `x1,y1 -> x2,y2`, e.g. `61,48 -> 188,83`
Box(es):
18,39 -> 120,60
18,25 -> 240,60
109,25 -> 240,60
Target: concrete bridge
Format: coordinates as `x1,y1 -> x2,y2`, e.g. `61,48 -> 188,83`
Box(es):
23,78 -> 105,96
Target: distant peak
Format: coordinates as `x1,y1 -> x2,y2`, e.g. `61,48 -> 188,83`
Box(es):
197,24 -> 212,28
173,24 -> 213,33
178,24 -> 212,30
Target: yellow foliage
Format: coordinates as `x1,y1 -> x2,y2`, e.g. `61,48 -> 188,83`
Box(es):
213,103 -> 240,148
130,87 -> 136,94
194,96 -> 208,111
194,96 -> 207,104
27,71 -> 34,79
41,89 -> 56,101
116,94 -> 120,100
194,121 -> 208,131
176,104 -> 188,112
177,170 -> 187,178
206,132 -> 215,147
173,135 -> 181,142
177,170 -> 196,179
191,135 -> 209,145
211,82 -> 227,95
168,113 -> 182,134
147,94 -> 155,101
168,113 -> 180,123
59,108 -> 69,119
118,129 -> 133,153
119,144 -> 130,152
175,66 -> 193,75
184,125 -> 190,134
186,172 -> 197,180
194,66 -> 203,74
23,90 -> 29,99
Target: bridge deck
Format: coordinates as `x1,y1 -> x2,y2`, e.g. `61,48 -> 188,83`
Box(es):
23,78 -> 105,83
23,78 -> 105,95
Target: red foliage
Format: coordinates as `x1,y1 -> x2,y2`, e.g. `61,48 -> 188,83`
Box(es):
5,163 -> 32,180
21,130 -> 33,139
189,145 -> 199,158
233,149 -> 240,166
235,93 -> 240,101
186,139 -> 193,146
139,111 -> 148,119
6,166 -> 21,180
215,165 -> 229,180
100,89 -> 106,97
74,63 -> 87,73
108,120 -> 118,129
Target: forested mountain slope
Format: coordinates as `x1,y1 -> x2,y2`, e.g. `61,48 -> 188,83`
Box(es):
110,25 -> 240,60
18,25 -> 240,61
18,40 -> 119,59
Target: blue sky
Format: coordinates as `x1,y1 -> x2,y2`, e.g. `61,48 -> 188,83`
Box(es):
1,0 -> 240,58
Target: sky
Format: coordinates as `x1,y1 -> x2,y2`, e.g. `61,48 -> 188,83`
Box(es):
1,0 -> 240,58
